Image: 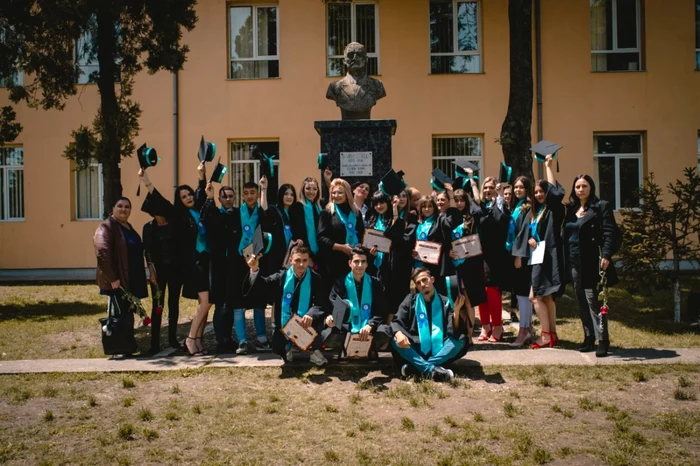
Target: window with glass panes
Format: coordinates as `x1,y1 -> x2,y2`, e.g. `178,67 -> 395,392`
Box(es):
593,134 -> 643,210
229,5 -> 279,79
696,1 -> 700,70
0,27 -> 22,87
590,0 -> 644,72
76,161 -> 103,220
230,141 -> 279,207
327,2 -> 379,77
429,0 -> 481,74
432,136 -> 483,181
0,146 -> 24,221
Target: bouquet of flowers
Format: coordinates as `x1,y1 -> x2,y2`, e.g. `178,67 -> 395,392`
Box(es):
118,287 -> 151,327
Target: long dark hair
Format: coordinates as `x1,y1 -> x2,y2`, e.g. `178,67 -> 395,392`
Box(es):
174,185 -> 195,211
277,184 -> 297,210
532,179 -> 549,221
453,189 -> 473,231
366,190 -> 393,227
512,176 -> 534,219
568,174 -> 598,209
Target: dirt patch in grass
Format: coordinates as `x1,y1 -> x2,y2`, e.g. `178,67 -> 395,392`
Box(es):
0,365 -> 698,465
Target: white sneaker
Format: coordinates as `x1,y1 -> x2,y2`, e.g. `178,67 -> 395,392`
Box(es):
285,348 -> 294,362
309,349 -> 328,366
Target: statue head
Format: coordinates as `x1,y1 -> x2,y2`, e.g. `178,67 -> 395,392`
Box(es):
343,42 -> 367,73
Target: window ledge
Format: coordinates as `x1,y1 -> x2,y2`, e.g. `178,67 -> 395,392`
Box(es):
74,218 -> 103,222
0,219 -> 25,223
590,70 -> 647,74
325,75 -> 383,79
429,72 -> 485,76
226,77 -> 282,82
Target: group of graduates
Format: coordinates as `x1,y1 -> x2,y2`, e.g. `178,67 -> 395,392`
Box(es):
94,142 -> 620,382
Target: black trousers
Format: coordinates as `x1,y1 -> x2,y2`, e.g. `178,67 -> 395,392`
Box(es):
321,324 -> 392,356
149,265 -> 182,351
213,303 -> 234,347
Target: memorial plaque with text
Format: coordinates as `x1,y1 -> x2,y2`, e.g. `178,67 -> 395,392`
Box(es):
340,152 -> 373,177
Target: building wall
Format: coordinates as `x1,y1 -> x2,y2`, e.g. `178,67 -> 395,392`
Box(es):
1,0 -> 698,270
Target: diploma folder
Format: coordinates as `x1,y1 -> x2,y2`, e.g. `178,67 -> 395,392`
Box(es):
281,314 -> 318,352
344,333 -> 373,359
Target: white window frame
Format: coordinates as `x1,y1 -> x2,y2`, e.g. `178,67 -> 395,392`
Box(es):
429,0 -> 482,73
326,1 -> 380,76
0,146 -> 25,222
74,30 -> 100,85
0,27 -> 23,87
696,0 -> 700,70
75,161 -> 104,221
228,5 -> 280,79
431,135 -> 484,178
593,133 -> 643,211
697,131 -> 700,173
229,141 -> 280,207
590,0 -> 642,71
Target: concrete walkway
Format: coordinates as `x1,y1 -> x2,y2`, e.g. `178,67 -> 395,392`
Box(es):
1,347 -> 698,375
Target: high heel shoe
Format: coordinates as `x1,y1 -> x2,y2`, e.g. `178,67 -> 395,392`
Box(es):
195,337 -> 209,355
477,324 -> 492,341
184,337 -> 203,356
549,332 -> 559,348
510,329 -> 531,348
530,331 -> 552,349
488,326 -> 504,343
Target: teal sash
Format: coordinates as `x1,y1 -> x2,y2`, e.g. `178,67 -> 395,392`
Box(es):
416,293 -> 444,356
335,204 -> 359,245
530,206 -> 545,243
506,198 -> 527,252
416,215 -> 435,241
189,209 -> 209,254
303,201 -> 320,254
278,206 -> 292,247
451,223 -> 465,268
281,268 -> 311,327
345,272 -> 372,333
238,204 -> 259,255
373,215 -> 387,268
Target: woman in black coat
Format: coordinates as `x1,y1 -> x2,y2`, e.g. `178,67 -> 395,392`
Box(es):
289,177 -> 323,267
139,164 -> 212,356
563,174 -> 619,357
262,182 -> 297,271
317,178 -> 366,287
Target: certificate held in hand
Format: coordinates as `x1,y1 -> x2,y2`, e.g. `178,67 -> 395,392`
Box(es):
452,234 -> 482,259
281,314 -> 318,352
414,241 -> 442,265
344,333 -> 373,359
363,228 -> 392,253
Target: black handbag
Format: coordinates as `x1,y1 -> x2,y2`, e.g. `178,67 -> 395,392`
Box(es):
100,294 -> 138,356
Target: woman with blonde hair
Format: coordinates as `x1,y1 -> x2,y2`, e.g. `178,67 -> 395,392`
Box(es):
318,178 -> 366,284
290,177 -> 323,265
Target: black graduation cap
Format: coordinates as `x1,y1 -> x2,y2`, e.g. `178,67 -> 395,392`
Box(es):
452,160 -> 480,178
210,158 -> 227,184
198,135 -> 216,163
331,297 -> 350,330
430,168 -> 453,192
317,153 -> 329,170
244,225 -> 273,259
379,169 -> 408,196
137,143 -> 158,170
445,275 -> 461,306
259,152 -> 276,179
499,162 -> 513,184
531,140 -> 562,163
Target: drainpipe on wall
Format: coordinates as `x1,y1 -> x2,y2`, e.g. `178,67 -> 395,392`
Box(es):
535,0 -> 544,180
173,71 -> 179,190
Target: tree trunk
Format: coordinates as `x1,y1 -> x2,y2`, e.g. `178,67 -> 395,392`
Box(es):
500,0 -> 534,180
672,209 -> 681,322
96,4 -> 121,219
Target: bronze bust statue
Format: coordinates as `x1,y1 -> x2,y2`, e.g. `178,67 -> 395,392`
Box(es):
326,42 -> 386,120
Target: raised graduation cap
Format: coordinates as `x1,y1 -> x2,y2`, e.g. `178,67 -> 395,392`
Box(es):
445,275 -> 460,306
247,225 -> 273,258
317,152 -> 329,170
531,140 -> 562,163
210,158 -> 227,184
430,168 -> 453,192
499,162 -> 513,184
137,143 -> 158,170
379,168 -> 408,196
452,160 -> 479,191
198,135 -> 216,163
259,152 -> 276,179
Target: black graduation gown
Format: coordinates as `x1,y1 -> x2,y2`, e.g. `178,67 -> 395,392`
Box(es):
511,204 -> 534,297
408,207 -> 461,295
562,199 -> 619,290
389,212 -> 418,315
140,180 -> 207,299
452,207 -> 487,307
528,182 -> 565,298
242,268 -> 327,328
199,204 -> 230,307
475,197 -> 513,290
391,293 -> 456,347
263,205 -> 294,272
328,274 -> 387,332
317,204 -> 366,282
365,215 -> 405,283
289,201 -> 321,262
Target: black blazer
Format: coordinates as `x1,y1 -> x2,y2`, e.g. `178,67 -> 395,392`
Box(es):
289,201 -> 321,257
328,274 -> 386,331
317,204 -> 366,280
391,293 -> 456,347
475,197 -> 513,289
562,198 -> 619,289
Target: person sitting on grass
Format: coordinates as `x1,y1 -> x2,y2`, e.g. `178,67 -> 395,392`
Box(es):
243,245 -> 328,366
391,267 -> 468,382
323,246 -> 392,358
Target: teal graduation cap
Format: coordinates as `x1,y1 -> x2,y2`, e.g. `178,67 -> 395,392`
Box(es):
198,136 -> 216,163
210,158 -> 228,183
430,168 -> 453,192
499,162 -> 513,184
260,152 -> 276,179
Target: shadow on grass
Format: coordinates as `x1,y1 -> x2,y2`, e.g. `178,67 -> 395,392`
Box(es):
0,302 -> 105,323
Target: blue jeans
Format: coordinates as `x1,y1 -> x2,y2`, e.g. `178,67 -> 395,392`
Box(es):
392,336 -> 466,375
233,308 -> 267,342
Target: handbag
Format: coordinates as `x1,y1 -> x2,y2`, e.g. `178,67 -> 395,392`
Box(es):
100,294 -> 138,356
597,269 -> 609,334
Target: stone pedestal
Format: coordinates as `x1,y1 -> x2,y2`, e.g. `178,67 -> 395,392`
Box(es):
314,119 -> 397,193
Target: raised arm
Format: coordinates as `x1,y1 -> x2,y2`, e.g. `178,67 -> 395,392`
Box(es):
138,169 -> 155,195
544,153 -> 556,185
259,176 -> 269,211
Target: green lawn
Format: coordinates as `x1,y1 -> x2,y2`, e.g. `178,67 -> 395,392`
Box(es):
0,277 -> 699,360
0,365 -> 698,465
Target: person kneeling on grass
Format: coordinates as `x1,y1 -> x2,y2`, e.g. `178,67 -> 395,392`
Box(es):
243,245 -> 328,366
323,246 -> 392,358
391,267 -> 468,382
